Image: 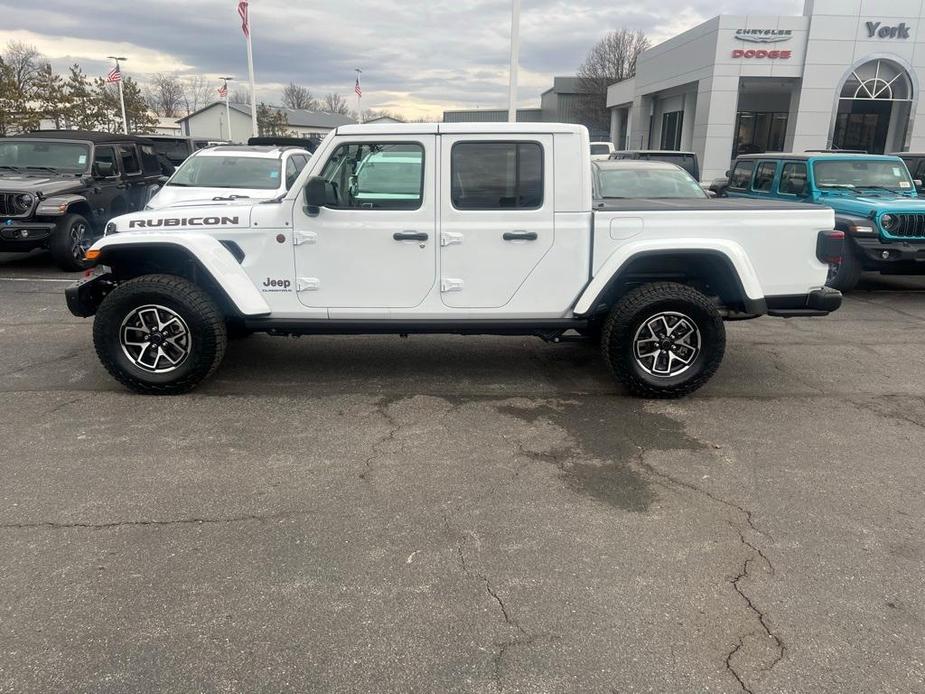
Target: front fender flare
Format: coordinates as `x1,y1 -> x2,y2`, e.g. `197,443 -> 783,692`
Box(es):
89,233 -> 271,317
36,194 -> 89,217
573,239 -> 764,316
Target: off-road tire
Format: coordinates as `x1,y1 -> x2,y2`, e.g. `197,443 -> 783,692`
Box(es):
825,244 -> 862,292
93,274 -> 227,395
601,282 -> 725,399
49,213 -> 94,272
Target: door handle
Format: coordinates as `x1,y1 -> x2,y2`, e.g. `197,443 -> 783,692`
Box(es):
503,231 -> 538,241
393,231 -> 429,241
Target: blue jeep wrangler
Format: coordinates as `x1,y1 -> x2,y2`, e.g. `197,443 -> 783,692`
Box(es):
713,153 -> 924,291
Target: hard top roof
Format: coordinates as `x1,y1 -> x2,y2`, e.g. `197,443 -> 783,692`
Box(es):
614,149 -> 697,156
592,159 -> 687,171
11,130 -> 156,144
335,122 -> 588,136
736,152 -> 904,161
194,145 -> 310,157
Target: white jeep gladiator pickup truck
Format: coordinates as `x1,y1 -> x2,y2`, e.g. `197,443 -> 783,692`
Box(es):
67,123 -> 843,398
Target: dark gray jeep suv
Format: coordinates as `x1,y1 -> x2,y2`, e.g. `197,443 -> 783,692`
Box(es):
0,131 -> 163,271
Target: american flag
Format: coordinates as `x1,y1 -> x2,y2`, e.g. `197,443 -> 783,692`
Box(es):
106,65 -> 122,83
218,83 -> 228,98
237,0 -> 249,38
354,76 -> 362,98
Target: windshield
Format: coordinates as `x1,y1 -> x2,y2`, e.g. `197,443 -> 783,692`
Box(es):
0,141 -> 91,173
813,159 -> 914,193
595,166 -> 707,199
590,145 -> 611,155
167,155 -> 282,190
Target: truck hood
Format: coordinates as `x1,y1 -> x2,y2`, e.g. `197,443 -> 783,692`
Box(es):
820,194 -> 925,215
148,185 -> 280,210
107,204 -> 254,234
0,172 -> 86,196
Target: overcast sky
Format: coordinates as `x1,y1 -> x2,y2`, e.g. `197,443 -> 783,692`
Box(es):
0,0 -> 803,118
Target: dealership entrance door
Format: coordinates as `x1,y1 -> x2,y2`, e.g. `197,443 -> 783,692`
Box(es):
833,59 -> 913,154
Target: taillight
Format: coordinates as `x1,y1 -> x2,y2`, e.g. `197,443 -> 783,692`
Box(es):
816,230 -> 845,264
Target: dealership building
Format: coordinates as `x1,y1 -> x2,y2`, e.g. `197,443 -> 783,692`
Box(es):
607,0 -> 925,180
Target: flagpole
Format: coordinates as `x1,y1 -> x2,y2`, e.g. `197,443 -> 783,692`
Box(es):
245,12 -> 258,137
507,0 -> 521,123
355,68 -> 362,123
118,79 -> 128,134
222,77 -> 235,142
108,56 -> 129,133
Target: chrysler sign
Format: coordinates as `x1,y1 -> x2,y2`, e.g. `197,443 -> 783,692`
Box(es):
735,28 -> 793,43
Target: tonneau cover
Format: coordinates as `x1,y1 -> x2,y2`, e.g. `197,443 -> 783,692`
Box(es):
595,198 -> 818,212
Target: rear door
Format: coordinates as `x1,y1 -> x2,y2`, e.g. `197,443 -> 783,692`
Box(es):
439,135 -> 553,308
116,143 -> 147,212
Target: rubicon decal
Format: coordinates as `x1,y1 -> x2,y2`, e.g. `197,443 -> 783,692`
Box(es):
127,216 -> 240,229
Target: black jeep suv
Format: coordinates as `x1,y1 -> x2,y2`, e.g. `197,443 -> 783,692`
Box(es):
0,131 -> 164,271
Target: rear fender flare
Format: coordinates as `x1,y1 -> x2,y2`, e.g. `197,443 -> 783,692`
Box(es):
573,240 -> 763,316
90,233 -> 271,316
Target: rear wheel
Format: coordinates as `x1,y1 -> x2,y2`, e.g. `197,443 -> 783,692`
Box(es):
49,213 -> 94,272
601,282 -> 725,398
93,274 -> 227,394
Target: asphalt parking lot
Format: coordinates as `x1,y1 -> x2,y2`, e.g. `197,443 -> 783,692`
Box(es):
1,250 -> 924,694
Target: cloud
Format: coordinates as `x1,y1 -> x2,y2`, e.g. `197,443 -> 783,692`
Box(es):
0,0 -> 803,119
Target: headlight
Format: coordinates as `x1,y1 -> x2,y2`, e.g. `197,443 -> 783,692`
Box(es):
880,214 -> 898,231
12,193 -> 34,214
105,222 -> 117,235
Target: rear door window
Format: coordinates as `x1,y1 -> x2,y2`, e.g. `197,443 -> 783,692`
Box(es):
117,145 -> 141,176
451,141 -> 543,209
729,161 -> 755,190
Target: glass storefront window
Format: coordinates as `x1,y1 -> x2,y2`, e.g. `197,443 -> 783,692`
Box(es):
733,112 -> 789,158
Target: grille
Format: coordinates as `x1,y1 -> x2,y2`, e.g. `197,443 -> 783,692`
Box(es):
884,213 -> 925,239
0,192 -> 33,218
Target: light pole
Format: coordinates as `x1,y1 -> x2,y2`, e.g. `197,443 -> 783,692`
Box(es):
107,55 -> 129,133
221,76 -> 235,142
507,0 -> 521,123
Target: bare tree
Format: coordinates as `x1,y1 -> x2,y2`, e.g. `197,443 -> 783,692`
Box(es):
229,89 -> 249,105
2,41 -> 46,96
321,92 -> 350,115
576,29 -> 649,136
282,82 -> 317,110
146,73 -> 185,117
181,74 -> 214,115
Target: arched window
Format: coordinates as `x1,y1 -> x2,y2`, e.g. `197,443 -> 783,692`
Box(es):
840,59 -> 913,101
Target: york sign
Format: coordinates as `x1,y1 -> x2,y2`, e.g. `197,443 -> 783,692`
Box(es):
866,22 -> 912,39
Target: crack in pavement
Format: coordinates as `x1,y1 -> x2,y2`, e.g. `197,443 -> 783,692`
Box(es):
0,511 -> 300,532
359,398 -> 404,483
638,461 -> 784,692
443,512 -> 543,693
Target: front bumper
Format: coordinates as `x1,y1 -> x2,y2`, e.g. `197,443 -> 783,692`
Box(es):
65,270 -> 114,318
0,221 -> 55,245
853,236 -> 925,266
766,287 -> 843,317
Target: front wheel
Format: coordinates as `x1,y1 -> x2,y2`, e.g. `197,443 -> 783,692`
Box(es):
50,214 -> 94,272
93,274 -> 228,394
601,282 -> 726,399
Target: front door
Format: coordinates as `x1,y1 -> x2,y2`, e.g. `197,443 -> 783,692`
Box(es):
439,135 -> 554,308
293,135 -> 436,309
90,145 -> 124,222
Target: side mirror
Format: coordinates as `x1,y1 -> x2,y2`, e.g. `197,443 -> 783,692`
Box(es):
706,189 -> 718,198
709,178 -> 730,197
93,161 -> 115,178
914,179 -> 923,188
303,176 -> 336,215
725,169 -> 733,178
